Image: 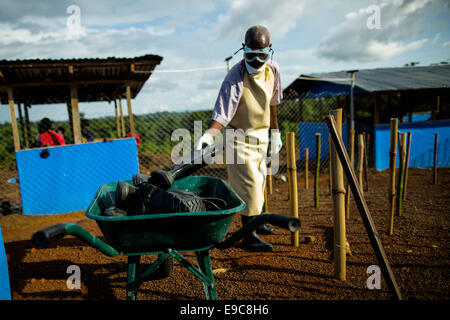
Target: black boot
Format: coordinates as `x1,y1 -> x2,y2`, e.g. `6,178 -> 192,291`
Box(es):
256,223 -> 275,235
241,216 -> 274,252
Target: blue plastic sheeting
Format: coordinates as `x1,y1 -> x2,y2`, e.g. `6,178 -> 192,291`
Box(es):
16,138 -> 139,214
299,122 -> 349,160
374,120 -> 450,171
0,226 -> 11,300
402,113 -> 432,123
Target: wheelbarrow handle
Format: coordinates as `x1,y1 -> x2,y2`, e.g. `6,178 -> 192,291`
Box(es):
215,213 -> 300,249
32,223 -> 119,257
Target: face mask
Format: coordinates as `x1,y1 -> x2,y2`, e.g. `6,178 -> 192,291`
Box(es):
245,60 -> 266,74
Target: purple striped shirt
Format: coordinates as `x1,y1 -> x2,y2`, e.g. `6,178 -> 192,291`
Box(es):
211,60 -> 282,127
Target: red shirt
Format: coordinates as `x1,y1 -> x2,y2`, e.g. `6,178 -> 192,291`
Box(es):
39,130 -> 66,147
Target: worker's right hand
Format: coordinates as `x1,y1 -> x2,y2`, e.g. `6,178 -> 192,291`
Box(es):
194,132 -> 214,151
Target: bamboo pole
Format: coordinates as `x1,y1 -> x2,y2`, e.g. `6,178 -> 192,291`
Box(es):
264,181 -> 269,213
114,99 -> 121,138
433,133 -> 438,185
330,109 -> 346,281
364,132 -> 370,192
267,167 -> 273,195
325,114 -> 402,300
70,85 -> 82,144
328,136 -> 332,196
388,118 -> 398,235
126,85 -> 135,137
7,87 -> 20,151
119,99 -> 125,137
314,133 -> 321,208
345,129 -> 355,219
305,148 -> 309,190
403,132 -> 412,200
286,132 -> 299,247
357,134 -> 365,196
396,132 -> 407,217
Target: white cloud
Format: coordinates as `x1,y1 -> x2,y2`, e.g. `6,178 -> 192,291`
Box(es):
317,0 -> 439,62
444,42 -> 450,48
215,0 -> 307,43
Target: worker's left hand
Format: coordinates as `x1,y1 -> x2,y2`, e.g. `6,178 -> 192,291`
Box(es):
270,131 -> 282,154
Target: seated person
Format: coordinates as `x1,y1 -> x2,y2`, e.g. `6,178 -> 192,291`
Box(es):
81,119 -> 94,143
126,132 -> 141,146
38,118 -> 66,147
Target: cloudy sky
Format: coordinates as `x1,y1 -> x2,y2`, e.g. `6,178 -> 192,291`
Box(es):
1,0 -> 449,123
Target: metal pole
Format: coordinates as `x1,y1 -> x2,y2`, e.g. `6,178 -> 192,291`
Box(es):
347,70 -> 358,131
225,56 -> 232,72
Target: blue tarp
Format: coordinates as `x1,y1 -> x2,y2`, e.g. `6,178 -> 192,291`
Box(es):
374,120 -> 450,171
0,226 -> 11,300
299,122 -> 349,160
16,138 -> 139,214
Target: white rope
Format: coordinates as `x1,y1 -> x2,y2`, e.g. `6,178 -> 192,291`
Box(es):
133,65 -> 225,74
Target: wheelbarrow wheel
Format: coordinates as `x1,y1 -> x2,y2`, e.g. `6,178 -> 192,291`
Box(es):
151,254 -> 174,280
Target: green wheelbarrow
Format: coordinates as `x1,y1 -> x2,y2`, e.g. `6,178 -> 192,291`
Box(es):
32,176 -> 300,300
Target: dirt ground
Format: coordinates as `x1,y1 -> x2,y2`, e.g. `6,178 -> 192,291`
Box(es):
0,167 -> 449,301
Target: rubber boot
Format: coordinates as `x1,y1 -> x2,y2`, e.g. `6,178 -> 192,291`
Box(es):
256,223 -> 275,235
241,216 -> 274,252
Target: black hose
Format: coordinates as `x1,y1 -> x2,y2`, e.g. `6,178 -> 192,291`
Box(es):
215,214 -> 300,249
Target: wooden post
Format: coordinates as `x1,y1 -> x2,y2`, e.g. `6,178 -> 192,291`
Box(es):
314,133 -> 321,208
403,132 -> 412,200
388,118 -> 398,235
126,85 -> 135,137
264,182 -> 269,213
17,103 -> 27,147
119,99 -> 126,137
363,132 -> 370,191
328,136 -> 332,196
396,132 -> 407,217
330,109 -> 346,281
433,133 -> 438,185
286,132 -> 299,247
24,104 -> 32,148
357,134 -> 365,195
373,92 -> 379,125
70,85 -> 82,144
114,99 -> 121,138
7,87 -> 20,151
267,167 -> 273,195
305,148 -> 309,190
345,129 -> 355,219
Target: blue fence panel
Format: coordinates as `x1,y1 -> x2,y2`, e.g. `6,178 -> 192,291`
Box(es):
0,226 -> 11,300
16,138 -> 139,214
374,120 -> 450,171
299,122 -> 349,160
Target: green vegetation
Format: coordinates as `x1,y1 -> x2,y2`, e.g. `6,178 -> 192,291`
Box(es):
0,98 -> 314,168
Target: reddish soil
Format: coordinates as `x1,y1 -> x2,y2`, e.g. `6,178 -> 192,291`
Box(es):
1,168 -> 449,300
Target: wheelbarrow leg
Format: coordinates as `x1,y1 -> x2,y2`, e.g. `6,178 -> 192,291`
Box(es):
126,255 -> 140,300
195,250 -> 218,300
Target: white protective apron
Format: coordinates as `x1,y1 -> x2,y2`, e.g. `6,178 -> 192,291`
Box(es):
226,65 -> 275,216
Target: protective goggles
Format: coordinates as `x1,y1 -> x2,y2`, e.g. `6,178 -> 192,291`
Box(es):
243,45 -> 273,63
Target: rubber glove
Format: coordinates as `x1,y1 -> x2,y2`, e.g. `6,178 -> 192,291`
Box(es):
270,131 -> 282,154
194,132 -> 214,151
